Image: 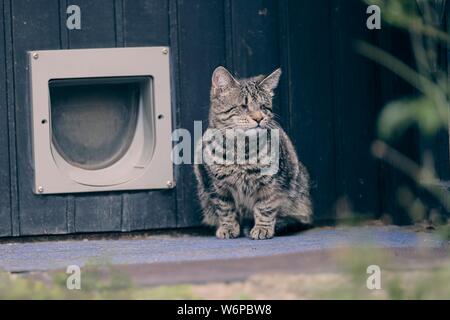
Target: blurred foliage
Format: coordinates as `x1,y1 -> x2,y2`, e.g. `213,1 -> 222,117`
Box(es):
331,248 -> 450,300
0,264 -> 199,300
0,262 -> 133,299
358,0 -> 450,229
2,252 -> 450,299
361,0 -> 450,140
378,95 -> 443,139
367,0 -> 450,42
286,248 -> 450,300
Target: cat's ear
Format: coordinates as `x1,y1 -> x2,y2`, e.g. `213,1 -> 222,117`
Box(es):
259,68 -> 282,94
212,66 -> 238,91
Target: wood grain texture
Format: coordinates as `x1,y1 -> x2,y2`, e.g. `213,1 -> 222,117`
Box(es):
123,0 -> 169,46
229,0 -> 283,131
375,24 -> 418,224
175,0 -> 227,227
12,0 -> 68,235
67,0 -> 116,49
65,0 -> 122,233
285,0 -> 337,222
330,0 -> 379,219
229,0 -> 280,78
122,0 -> 177,231
0,0 -> 11,236
3,0 -> 19,236
284,0 -> 383,222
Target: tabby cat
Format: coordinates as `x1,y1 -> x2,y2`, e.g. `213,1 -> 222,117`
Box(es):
194,66 -> 312,240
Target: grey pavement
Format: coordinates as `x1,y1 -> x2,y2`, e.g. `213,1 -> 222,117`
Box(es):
0,226 -> 448,273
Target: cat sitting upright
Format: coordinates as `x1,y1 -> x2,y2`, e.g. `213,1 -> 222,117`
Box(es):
194,66 -> 312,240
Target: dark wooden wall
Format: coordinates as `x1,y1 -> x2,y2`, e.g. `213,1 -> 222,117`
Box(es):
0,0 -> 390,237
0,0 -> 177,237
285,0 -> 380,222
0,0 -> 11,236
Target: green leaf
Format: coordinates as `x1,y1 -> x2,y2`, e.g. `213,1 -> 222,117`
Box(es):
378,96 -> 443,139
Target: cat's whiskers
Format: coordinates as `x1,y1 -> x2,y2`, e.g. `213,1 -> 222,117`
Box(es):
195,66 -> 312,240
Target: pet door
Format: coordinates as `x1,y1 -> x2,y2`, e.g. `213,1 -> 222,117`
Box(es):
29,47 -> 174,194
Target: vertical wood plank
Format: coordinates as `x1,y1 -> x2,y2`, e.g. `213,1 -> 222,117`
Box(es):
122,190 -> 176,231
67,0 -> 122,232
376,24 -> 418,224
277,0 -> 292,133
0,0 -> 12,236
124,0 -> 169,46
331,0 -> 380,219
230,0 -> 280,78
229,0 -> 283,127
122,0 -> 177,231
224,0 -> 234,70
67,0 -> 116,49
3,0 -> 19,236
12,0 -> 68,235
175,0 -> 227,227
58,0 -> 76,235
286,0 -> 337,222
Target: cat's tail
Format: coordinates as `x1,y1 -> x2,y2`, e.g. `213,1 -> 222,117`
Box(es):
293,197 -> 313,225
279,197 -> 313,227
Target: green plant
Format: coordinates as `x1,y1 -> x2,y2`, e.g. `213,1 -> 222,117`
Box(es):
358,0 -> 450,228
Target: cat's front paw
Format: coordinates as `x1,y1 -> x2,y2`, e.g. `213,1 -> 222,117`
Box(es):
216,224 -> 240,239
250,226 -> 274,240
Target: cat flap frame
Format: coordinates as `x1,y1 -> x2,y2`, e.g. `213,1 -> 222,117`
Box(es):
28,47 -> 174,194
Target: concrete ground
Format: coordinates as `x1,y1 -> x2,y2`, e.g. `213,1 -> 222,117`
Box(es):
0,225 -> 449,287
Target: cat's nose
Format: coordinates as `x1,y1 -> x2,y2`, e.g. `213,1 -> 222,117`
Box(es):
250,111 -> 264,123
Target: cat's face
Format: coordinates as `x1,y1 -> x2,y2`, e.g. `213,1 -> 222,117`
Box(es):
209,67 -> 281,131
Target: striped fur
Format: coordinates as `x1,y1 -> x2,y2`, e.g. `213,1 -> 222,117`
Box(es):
194,67 -> 312,240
